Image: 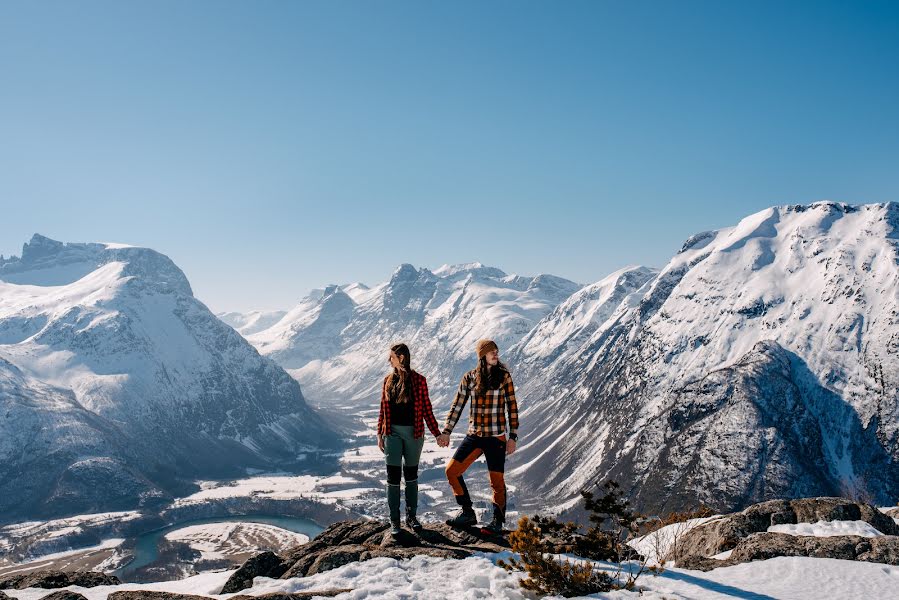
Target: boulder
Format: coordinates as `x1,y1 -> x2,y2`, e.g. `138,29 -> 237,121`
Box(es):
670,497 -> 898,561
678,532 -> 899,571
0,571 -> 120,590
219,551 -> 290,593
221,519 -> 509,594
36,592 -> 88,600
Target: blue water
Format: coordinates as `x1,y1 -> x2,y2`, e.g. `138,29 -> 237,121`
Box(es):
115,515 -> 324,576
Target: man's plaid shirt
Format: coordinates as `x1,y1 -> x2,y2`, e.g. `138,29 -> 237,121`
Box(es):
377,370 -> 442,439
442,368 -> 519,438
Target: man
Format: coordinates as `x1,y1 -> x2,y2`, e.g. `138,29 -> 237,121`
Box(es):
436,339 -> 519,533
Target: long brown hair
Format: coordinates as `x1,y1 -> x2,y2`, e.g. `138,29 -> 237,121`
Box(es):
386,343 -> 412,403
474,355 -> 510,395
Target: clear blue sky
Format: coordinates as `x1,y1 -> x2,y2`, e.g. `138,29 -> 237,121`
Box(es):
1,1 -> 897,312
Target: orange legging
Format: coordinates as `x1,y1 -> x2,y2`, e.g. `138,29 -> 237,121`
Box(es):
445,433 -> 507,511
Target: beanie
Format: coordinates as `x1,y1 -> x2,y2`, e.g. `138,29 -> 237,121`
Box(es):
476,339 -> 498,359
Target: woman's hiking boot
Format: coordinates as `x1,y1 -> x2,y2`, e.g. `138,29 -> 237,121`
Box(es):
389,519 -> 402,535
405,508 -> 423,531
446,507 -> 477,527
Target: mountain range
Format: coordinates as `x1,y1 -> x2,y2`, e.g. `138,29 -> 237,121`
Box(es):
0,235 -> 339,524
230,201 -> 899,514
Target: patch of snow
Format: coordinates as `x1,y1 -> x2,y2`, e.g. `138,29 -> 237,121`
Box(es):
629,517 -> 723,565
164,523 -> 308,561
3,538 -> 124,569
768,520 -> 887,538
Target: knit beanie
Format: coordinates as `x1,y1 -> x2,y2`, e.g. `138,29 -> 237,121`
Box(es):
476,339 -> 498,359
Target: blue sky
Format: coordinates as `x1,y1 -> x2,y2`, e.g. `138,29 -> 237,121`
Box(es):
1,1 -> 897,312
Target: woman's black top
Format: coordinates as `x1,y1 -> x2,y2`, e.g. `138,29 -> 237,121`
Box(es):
388,375 -> 414,426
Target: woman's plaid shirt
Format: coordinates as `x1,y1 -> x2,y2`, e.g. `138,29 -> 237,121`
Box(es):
442,368 -> 519,437
377,370 -> 442,439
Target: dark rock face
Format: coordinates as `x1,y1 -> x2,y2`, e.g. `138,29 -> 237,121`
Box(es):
0,571 -> 120,590
671,498 -> 899,561
36,592 -> 89,600
220,551 -> 291,593
221,519 -> 509,594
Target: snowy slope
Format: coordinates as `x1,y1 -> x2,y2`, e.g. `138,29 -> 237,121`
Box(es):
508,202 -> 899,513
217,310 -> 288,337
242,263 -> 582,411
8,551 -> 899,600
0,234 -> 338,524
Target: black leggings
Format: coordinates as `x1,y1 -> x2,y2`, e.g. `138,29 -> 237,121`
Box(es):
387,464 -> 419,485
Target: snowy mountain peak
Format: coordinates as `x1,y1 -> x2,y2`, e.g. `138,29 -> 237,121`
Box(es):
433,262 -> 508,279
0,234 -> 193,296
390,263 -> 422,282
0,235 -> 338,523
512,201 -> 899,514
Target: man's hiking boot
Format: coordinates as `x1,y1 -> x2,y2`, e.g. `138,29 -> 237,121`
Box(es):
482,513 -> 504,534
389,519 -> 402,535
405,509 -> 423,531
446,507 -> 477,527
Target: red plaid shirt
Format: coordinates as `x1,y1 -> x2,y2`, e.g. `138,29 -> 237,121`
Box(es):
377,370 -> 442,439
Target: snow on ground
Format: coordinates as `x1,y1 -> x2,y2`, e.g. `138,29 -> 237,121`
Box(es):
170,474 -> 376,508
768,520 -> 887,538
879,506 -> 899,526
0,539 -> 125,574
164,523 -> 308,561
1,511 -> 142,541
628,517 -> 723,565
10,552 -> 899,600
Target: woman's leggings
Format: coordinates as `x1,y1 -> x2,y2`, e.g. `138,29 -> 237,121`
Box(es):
384,424 -> 424,520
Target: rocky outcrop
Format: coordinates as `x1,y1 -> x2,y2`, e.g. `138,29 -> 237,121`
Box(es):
679,532 -> 899,572
671,498 -> 898,560
221,519 -> 509,594
220,552 -> 290,594
0,571 -> 120,590
36,592 -> 88,600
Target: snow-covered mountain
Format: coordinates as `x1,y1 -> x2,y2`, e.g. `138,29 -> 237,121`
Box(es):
241,263 -> 582,411
217,310 -> 288,337
0,234 -> 339,524
508,202 -> 899,514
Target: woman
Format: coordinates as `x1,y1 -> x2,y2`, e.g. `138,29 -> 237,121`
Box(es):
377,342 -> 447,534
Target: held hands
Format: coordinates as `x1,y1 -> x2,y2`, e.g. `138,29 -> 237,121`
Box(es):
505,438 -> 517,455
435,433 -> 450,447
377,435 -> 385,454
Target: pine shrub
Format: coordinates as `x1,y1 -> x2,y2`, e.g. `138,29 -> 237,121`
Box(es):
498,480 -> 657,595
